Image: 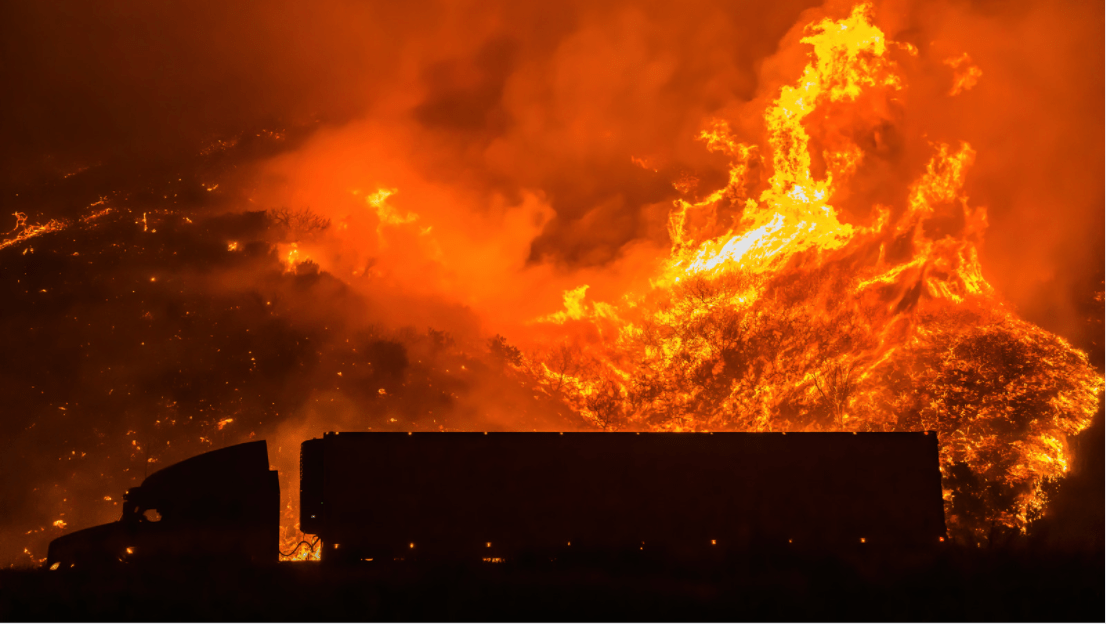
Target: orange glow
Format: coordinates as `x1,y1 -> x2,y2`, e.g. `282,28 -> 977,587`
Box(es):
1,213 -> 66,252
945,53 -> 982,96
518,3 -> 1101,540
6,0 -> 1099,567
278,534 -> 322,562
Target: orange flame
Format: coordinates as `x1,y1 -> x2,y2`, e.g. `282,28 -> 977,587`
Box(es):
1,212 -> 66,252
525,2 -> 1101,541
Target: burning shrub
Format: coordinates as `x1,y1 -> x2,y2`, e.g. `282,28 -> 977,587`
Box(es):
525,3 -> 1102,540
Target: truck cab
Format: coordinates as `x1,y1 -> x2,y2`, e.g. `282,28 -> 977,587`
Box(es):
47,441 -> 279,568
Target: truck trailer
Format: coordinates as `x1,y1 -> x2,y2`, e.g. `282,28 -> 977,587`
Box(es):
301,431 -> 946,562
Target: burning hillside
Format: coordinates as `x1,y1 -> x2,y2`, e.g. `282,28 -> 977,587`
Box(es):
0,0 -> 1101,566
518,4 -> 1101,542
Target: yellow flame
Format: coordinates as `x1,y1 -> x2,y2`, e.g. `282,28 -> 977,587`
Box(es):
526,2 -> 1101,540
945,53 -> 983,96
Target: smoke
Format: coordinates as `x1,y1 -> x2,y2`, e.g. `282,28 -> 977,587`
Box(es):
0,0 -> 1101,564
879,0 -> 1105,350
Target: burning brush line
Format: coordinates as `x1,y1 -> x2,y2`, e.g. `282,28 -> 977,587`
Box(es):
1,205 -> 113,253
519,4 -> 1101,542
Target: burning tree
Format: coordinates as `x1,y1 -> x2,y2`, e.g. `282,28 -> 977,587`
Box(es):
523,3 -> 1102,540
267,206 -> 331,241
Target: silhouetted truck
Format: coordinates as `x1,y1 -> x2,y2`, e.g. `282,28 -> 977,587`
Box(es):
47,441 -> 279,568
300,432 -> 947,563
48,433 -> 946,567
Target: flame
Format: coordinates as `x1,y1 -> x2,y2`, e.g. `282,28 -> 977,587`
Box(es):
11,2 -> 1094,564
278,534 -> 322,562
537,285 -> 590,324
526,2 -> 1102,540
1,212 -> 66,252
281,242 -> 309,272
945,53 -> 982,96
2,205 -> 114,253
366,187 -> 418,236
659,3 -> 897,285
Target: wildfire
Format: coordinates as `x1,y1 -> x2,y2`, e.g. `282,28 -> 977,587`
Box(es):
6,1 -> 1098,568
524,3 -> 1101,541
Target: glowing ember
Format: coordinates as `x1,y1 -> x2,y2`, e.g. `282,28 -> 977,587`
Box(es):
1,213 -> 66,252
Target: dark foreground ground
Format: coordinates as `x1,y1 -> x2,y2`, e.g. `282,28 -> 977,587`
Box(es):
1,544 -> 1102,622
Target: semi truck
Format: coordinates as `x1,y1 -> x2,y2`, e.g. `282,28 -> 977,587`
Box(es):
48,432 -> 946,567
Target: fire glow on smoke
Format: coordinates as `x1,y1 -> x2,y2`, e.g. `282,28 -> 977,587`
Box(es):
1,0 -> 1101,565
271,3 -> 1101,554
517,4 -> 1100,541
